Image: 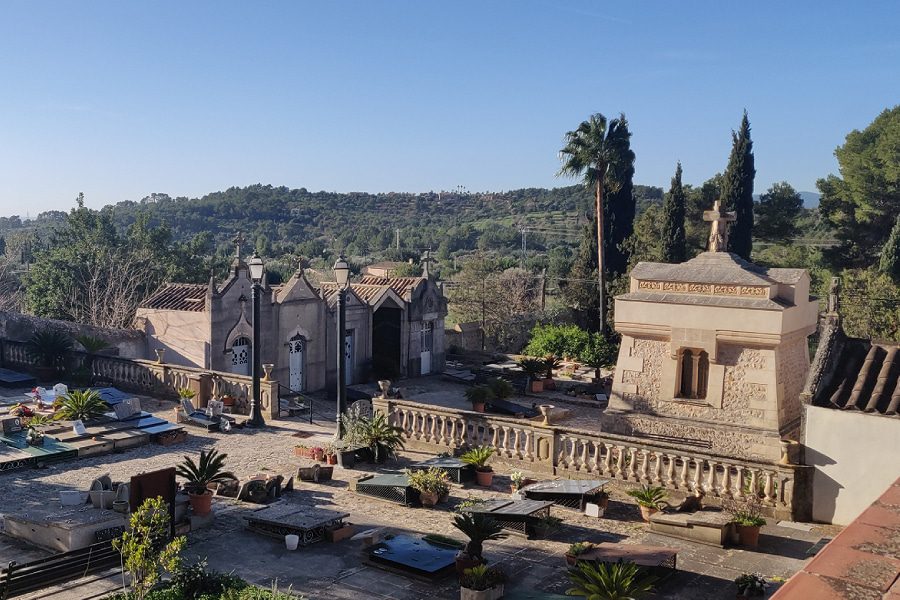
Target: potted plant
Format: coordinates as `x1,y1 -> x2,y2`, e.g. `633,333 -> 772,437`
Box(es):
293,443 -> 310,458
593,485 -> 610,510
734,573 -> 768,598
175,449 -> 237,517
517,358 -> 546,393
566,560 -> 657,599
460,564 -> 506,600
486,377 -> 513,402
25,329 -> 73,381
727,494 -> 767,548
355,412 -> 405,463
510,471 -> 525,493
626,484 -> 668,521
461,446 -> 495,487
324,443 -> 338,465
565,541 -> 595,566
465,386 -> 494,413
407,467 -> 451,508
451,512 -> 507,575
542,355 -> 561,390
54,390 -> 108,422
311,446 -> 326,461
531,514 -> 563,539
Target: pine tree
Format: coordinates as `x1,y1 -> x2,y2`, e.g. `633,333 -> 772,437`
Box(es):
880,215 -> 900,283
660,162 -> 687,263
603,118 -> 636,278
720,111 -> 755,259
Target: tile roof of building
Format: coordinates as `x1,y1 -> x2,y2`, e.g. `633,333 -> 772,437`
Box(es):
318,282 -> 392,306
631,252 -> 806,287
772,477 -> 900,599
140,283 -> 208,312
812,338 -> 900,416
618,292 -> 788,311
357,276 -> 424,300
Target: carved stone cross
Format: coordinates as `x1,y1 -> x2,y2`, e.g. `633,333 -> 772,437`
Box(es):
421,248 -> 434,278
703,200 -> 736,253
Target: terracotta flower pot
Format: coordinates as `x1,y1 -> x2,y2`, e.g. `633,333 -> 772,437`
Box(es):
419,491 -> 439,508
475,468 -> 494,487
326,454 -> 337,465
188,490 -> 213,516
455,552 -> 484,576
530,379 -> 544,393
639,505 -> 658,522
737,524 -> 761,548
565,553 -> 577,566
313,450 -> 325,461
472,402 -> 486,413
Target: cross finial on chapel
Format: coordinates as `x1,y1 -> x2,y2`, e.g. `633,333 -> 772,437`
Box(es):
421,248 -> 433,279
703,200 -> 736,253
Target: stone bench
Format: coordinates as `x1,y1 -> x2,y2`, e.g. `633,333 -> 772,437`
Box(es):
649,510 -> 734,547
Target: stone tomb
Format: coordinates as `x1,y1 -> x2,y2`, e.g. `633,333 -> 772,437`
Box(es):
604,211 -> 818,462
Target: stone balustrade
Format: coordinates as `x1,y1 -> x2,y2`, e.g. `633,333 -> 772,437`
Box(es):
0,339 -> 279,419
372,396 -> 807,520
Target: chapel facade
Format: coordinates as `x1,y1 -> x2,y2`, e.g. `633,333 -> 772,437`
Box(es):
603,203 -> 819,462
134,253 -> 447,394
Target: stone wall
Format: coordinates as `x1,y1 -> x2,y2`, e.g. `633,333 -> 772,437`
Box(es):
0,310 -> 145,359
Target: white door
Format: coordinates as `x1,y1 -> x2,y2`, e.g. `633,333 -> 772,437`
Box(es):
231,337 -> 250,376
420,321 -> 433,375
344,330 -> 354,386
288,335 -> 304,392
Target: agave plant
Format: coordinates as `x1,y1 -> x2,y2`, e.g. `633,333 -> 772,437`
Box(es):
55,390 -> 107,422
460,445 -> 494,472
626,485 -> 668,509
175,449 -> 237,495
26,329 -> 73,370
451,512 -> 507,561
566,560 -> 657,600
357,412 -> 405,463
74,334 -> 110,354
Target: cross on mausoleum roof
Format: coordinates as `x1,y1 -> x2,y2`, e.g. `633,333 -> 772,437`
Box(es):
703,200 -> 736,253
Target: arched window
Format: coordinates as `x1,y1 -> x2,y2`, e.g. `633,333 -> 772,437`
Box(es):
678,348 -> 709,400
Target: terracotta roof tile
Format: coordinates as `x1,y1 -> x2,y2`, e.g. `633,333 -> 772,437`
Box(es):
358,276 -> 423,300
140,283 -> 208,312
814,339 -> 900,416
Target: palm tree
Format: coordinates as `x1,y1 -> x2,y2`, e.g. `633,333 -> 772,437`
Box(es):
558,113 -> 631,334
566,560 -> 657,600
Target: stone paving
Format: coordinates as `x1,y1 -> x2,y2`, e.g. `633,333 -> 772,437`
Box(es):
0,383 -> 837,599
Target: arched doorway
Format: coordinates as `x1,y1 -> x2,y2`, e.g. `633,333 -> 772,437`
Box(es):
231,336 -> 251,376
288,334 -> 305,392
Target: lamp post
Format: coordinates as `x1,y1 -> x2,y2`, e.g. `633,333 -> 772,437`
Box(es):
333,255 -> 350,439
247,253 -> 266,428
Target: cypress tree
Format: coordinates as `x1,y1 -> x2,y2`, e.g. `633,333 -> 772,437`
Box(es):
603,119 -> 636,278
721,111 -> 755,259
660,162 -> 687,263
880,215 -> 900,283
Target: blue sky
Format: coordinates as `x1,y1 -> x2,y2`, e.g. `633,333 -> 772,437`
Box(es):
1,1 -> 898,215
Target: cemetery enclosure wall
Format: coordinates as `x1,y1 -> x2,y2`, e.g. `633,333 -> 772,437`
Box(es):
0,310 -> 145,359
136,307 -> 209,368
373,397 -> 809,521
0,338 -> 279,419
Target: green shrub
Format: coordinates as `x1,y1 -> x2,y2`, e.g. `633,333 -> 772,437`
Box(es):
525,324 -> 590,359
55,389 -> 107,422
486,377 -> 513,400
579,334 -> 619,369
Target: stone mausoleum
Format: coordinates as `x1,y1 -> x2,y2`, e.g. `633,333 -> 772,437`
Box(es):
603,203 -> 819,462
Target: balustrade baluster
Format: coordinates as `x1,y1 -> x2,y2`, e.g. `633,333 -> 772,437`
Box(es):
602,444 -> 613,476
592,442 -> 602,474
490,426 -> 499,450
639,450 -> 650,482
501,427 -> 510,457
652,452 -> 663,485
569,438 -> 579,470
763,471 -> 775,504
523,430 -> 533,461
628,448 -> 639,481
615,446 -> 626,479
706,461 -> 718,496
749,469 -> 759,499
721,464 -> 733,498
692,458 -> 703,493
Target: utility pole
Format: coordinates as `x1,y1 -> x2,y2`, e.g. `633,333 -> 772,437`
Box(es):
540,268 -> 547,311
520,227 -> 527,268
481,277 -> 486,351
395,228 -> 400,251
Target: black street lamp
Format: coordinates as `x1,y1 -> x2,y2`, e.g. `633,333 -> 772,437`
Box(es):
248,253 -> 266,428
333,255 -> 350,439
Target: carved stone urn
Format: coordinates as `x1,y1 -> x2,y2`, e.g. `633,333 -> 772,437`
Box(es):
154,348 -> 166,364
262,363 -> 274,382
378,380 -> 392,398
539,404 -> 555,426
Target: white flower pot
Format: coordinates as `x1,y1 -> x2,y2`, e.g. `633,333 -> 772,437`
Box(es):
285,534 -> 299,550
